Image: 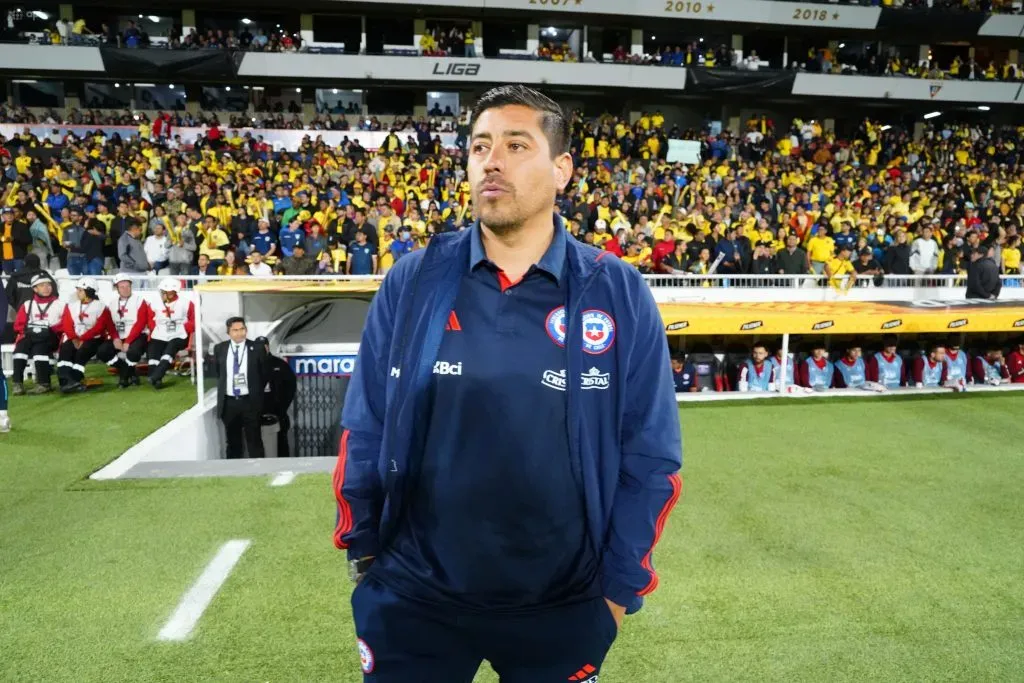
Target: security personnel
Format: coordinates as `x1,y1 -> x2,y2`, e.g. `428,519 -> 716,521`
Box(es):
96,274 -> 152,388
833,344 -> 867,389
336,86 -> 681,683
798,341 -> 834,390
11,274 -> 63,394
212,317 -> 270,458
56,278 -> 112,393
257,336 -> 297,457
146,277 -> 194,389
738,342 -> 773,392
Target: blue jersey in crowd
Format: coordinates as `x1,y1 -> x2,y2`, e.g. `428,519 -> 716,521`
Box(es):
347,242 -> 375,275
278,226 -> 304,258
250,230 -> 276,255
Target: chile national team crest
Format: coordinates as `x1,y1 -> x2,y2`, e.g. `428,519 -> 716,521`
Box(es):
357,638 -> 375,674
546,307 -> 616,354
546,306 -> 568,347
581,309 -> 616,355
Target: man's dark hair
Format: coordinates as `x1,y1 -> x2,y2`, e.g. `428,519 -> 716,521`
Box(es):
225,316 -> 246,331
470,85 -> 570,157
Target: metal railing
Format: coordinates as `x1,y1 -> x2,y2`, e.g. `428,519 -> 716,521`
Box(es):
639,273 -> 990,289
38,272 -> 1019,293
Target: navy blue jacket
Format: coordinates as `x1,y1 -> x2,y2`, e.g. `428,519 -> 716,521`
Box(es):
334,218 -> 683,614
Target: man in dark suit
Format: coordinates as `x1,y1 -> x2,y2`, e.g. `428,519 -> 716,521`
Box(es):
966,245 -> 1001,300
212,316 -> 270,458
256,336 -> 297,457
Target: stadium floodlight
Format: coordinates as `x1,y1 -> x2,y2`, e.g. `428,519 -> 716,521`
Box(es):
114,82 -> 120,88
225,86 -> 231,91
978,105 -> 990,111
295,88 -> 301,93
839,43 -> 845,48
241,18 -> 252,25
879,125 -> 891,131
652,35 -> 656,40
923,111 -> 941,120
168,84 -> 175,89
138,14 -> 143,19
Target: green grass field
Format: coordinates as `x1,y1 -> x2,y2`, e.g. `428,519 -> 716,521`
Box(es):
1,384 -> 1023,682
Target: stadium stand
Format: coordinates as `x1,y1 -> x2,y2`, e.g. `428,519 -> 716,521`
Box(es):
2,0 -> 1024,402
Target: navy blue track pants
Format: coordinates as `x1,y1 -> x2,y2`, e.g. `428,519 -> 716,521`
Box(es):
351,577 -> 617,682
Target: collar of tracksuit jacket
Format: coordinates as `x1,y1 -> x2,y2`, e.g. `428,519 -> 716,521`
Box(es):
381,213 -> 608,558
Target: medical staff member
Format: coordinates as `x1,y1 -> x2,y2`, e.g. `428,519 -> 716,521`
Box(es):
55,278 -> 111,393
146,278 -> 194,389
335,85 -> 682,683
96,274 -> 152,388
11,274 -> 63,395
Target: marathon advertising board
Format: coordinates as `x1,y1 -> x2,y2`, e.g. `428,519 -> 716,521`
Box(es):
659,300 -> 1024,336
287,355 -> 359,377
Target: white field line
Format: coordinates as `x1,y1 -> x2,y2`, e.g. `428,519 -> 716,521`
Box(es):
157,539 -> 251,642
270,471 -> 296,487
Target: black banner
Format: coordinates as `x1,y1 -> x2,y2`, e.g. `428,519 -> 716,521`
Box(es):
686,68 -> 796,96
99,48 -> 240,80
876,8 -> 987,40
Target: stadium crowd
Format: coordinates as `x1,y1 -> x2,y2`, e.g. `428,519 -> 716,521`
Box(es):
0,107 -> 1021,294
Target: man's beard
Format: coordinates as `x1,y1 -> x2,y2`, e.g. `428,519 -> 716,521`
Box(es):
474,190 -> 523,236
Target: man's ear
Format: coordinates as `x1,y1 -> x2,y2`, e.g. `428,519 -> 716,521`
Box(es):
553,153 -> 574,193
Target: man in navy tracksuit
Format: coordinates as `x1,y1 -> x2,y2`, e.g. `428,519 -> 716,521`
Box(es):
334,85 -> 683,682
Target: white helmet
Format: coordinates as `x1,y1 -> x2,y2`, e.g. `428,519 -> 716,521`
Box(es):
158,277 -> 181,293
75,277 -> 98,291
112,273 -> 133,285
